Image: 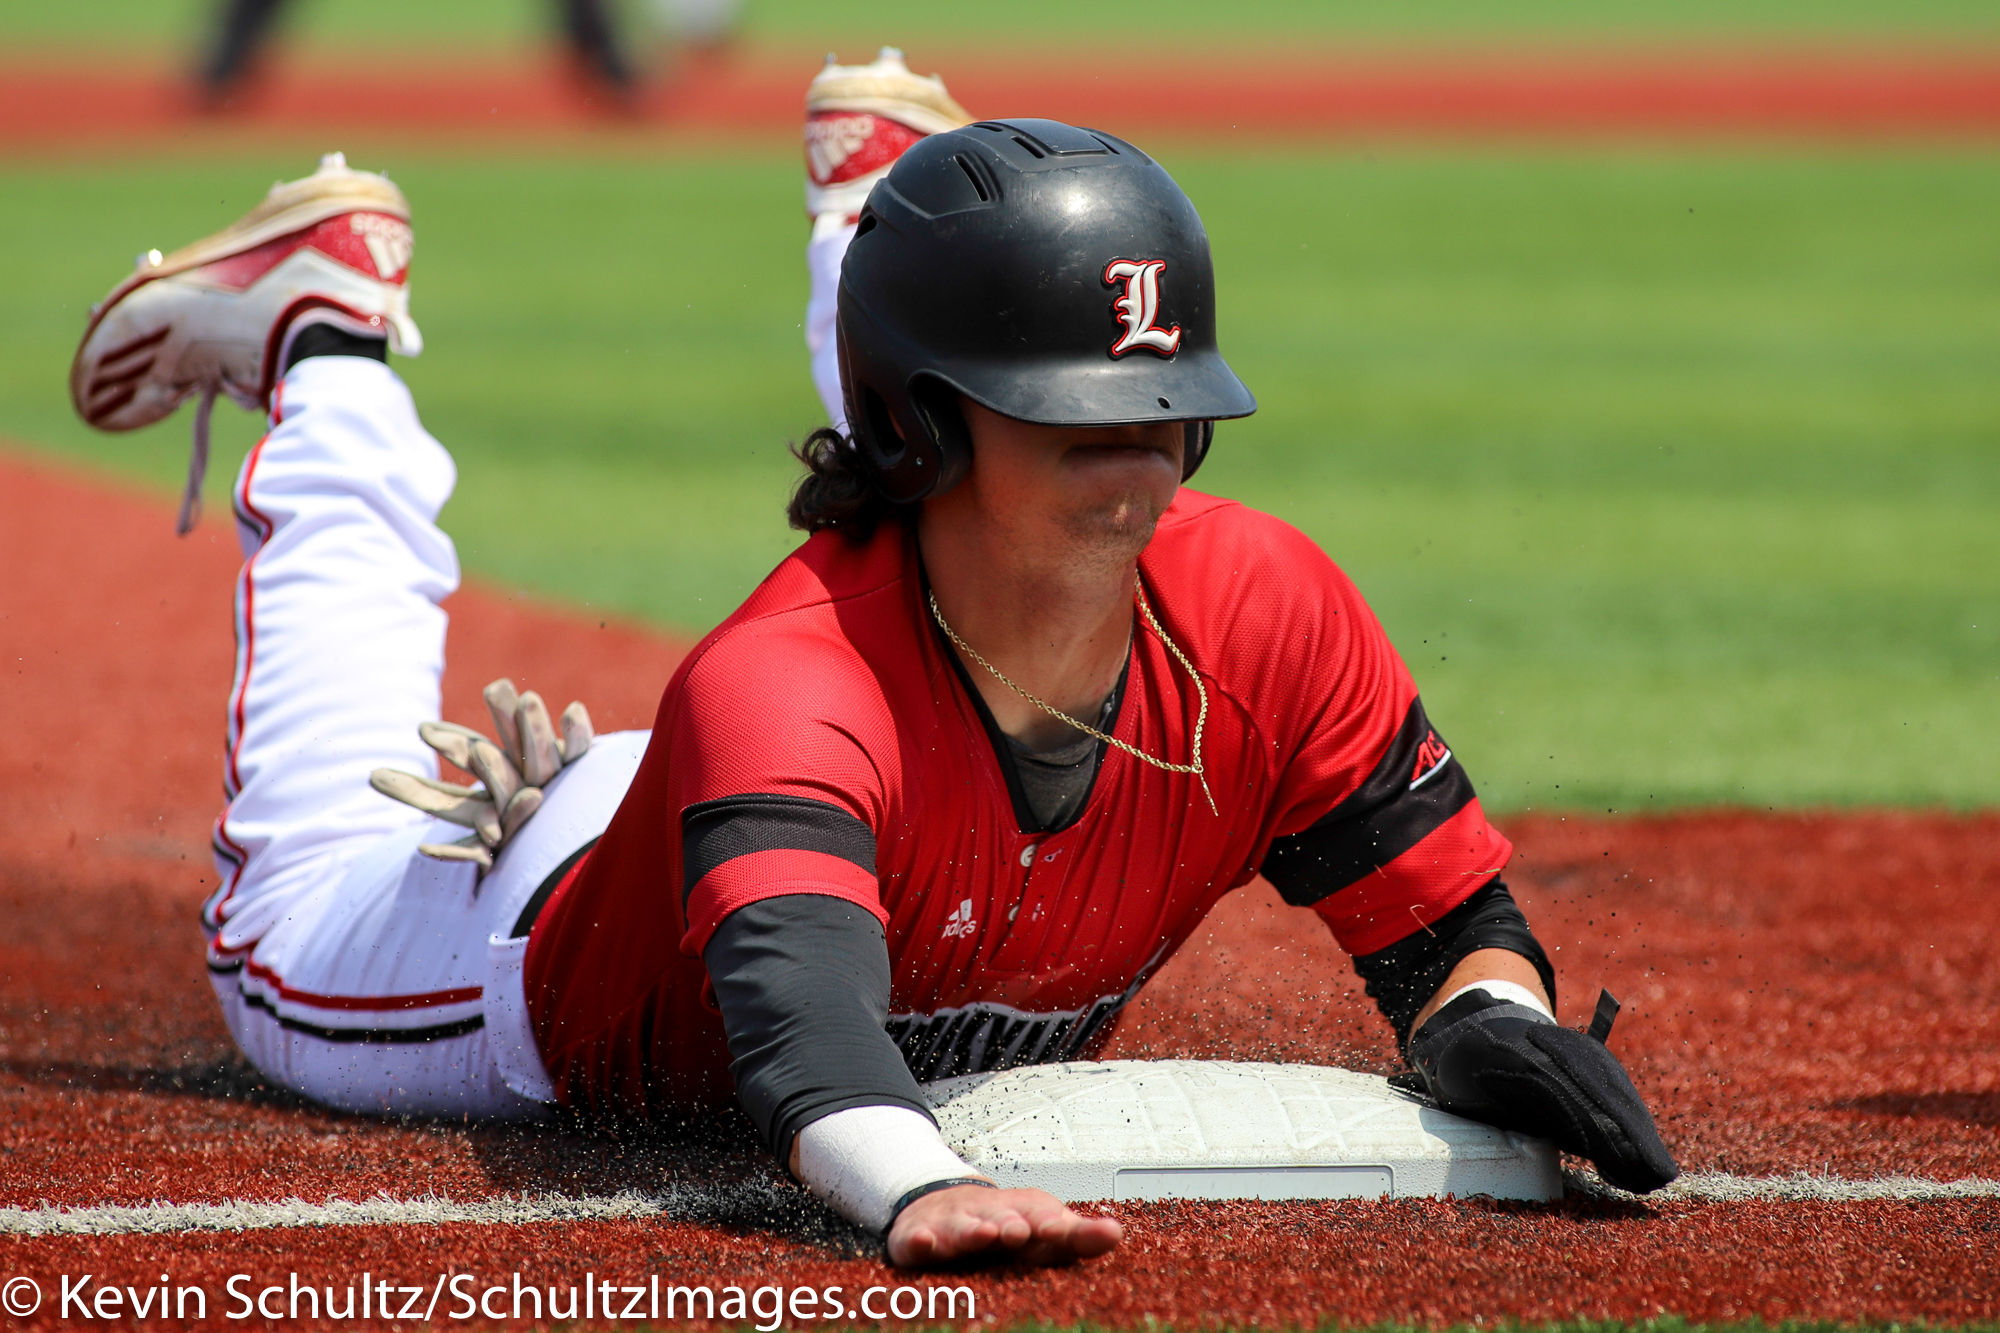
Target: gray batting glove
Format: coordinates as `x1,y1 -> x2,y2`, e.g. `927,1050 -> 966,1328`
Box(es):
369,677 -> 594,873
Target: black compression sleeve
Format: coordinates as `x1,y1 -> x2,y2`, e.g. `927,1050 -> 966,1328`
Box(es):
703,894 -> 934,1158
1349,879 -> 1556,1050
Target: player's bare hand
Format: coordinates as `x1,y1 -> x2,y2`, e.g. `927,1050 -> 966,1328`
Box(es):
368,677 -> 594,872
886,1185 -> 1121,1268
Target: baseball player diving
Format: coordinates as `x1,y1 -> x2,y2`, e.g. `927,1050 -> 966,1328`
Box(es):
69,51 -> 1676,1270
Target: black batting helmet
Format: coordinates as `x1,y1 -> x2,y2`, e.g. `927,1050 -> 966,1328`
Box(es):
836,118 -> 1256,503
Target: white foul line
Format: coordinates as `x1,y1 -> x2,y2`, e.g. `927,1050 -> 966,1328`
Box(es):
0,1191 -> 685,1238
2,1172 -> 1997,1237
1562,1168 -> 2000,1204
1650,1171 -> 2000,1204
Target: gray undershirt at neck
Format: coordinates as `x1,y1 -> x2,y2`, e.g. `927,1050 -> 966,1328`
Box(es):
1004,692 -> 1118,833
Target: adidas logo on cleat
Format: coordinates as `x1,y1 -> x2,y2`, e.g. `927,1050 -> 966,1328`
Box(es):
804,114 -> 876,183
350,214 -> 413,280
804,111 -> 926,189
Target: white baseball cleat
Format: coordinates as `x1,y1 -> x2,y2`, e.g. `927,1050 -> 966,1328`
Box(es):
69,152 -> 421,532
803,47 -> 972,219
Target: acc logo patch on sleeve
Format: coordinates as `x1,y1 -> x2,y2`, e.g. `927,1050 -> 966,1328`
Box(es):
1259,698 -> 1481,909
1410,730 -> 1452,790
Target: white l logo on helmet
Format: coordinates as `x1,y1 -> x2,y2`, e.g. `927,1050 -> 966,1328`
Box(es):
1102,258 -> 1183,358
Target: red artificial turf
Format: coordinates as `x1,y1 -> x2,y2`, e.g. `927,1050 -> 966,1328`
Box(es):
5,1199 -> 1998,1329
3,447 -> 1997,1325
0,447 -> 690,1212
1,45 -> 1998,149
1112,809 -> 2000,1180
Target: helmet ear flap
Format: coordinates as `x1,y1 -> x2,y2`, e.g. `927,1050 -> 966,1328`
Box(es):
852,386 -> 905,471
1182,420 -> 1215,480
837,306 -> 972,504
839,311 -> 915,495
909,375 -> 973,496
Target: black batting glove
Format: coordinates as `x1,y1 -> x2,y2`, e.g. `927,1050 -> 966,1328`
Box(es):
1404,988 -> 1679,1194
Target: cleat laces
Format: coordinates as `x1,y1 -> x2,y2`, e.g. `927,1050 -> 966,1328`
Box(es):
178,384 -> 219,537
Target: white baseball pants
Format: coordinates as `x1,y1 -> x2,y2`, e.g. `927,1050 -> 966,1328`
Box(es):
806,213 -> 859,430
206,219 -> 858,1120
202,355 -> 645,1119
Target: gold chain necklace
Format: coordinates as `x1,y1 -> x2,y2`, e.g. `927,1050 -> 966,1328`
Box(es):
929,586 -> 1217,815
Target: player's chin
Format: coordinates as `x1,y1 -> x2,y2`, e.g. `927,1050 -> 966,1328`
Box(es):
1062,441 -> 1182,490
1058,477 -> 1177,545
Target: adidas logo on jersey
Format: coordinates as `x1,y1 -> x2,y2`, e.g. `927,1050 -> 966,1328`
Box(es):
940,898 -> 977,939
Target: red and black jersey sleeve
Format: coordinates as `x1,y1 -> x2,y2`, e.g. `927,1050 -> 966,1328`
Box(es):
664,591 -> 938,1149
666,608 -> 902,956
1263,696 -> 1547,1043
1227,513 -> 1514,957
1264,693 -> 1513,954
1263,695 -> 1477,902
681,793 -> 881,933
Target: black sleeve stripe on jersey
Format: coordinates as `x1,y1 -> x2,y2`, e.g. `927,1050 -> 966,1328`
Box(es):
1348,878 -> 1555,1048
680,793 -> 878,907
1260,696 -> 1478,908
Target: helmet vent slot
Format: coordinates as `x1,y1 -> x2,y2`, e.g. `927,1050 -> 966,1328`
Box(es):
976,120 -> 1116,158
953,155 -> 992,202
855,213 -> 878,237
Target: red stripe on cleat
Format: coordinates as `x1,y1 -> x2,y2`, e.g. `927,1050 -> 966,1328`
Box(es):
83,384 -> 138,421
95,324 -> 170,367
88,357 -> 155,394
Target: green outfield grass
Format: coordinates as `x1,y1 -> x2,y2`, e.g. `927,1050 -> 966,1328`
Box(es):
2,144 -> 1994,812
7,0 -> 1998,52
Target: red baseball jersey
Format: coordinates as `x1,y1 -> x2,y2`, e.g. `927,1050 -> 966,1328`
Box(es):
524,490 -> 1513,1118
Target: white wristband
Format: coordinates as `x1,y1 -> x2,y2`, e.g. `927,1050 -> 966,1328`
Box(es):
794,1105 -> 988,1234
1439,978 -> 1554,1021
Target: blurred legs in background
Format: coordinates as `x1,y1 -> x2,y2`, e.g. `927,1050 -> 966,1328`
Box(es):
804,214 -> 857,431
556,0 -> 637,96
652,0 -> 739,50
198,0 -> 285,101
197,0 -> 659,104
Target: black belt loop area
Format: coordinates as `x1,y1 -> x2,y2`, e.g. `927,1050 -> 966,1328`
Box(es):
509,837 -> 600,939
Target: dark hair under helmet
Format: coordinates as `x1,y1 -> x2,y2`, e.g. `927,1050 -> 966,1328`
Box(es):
835,118 -> 1256,504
